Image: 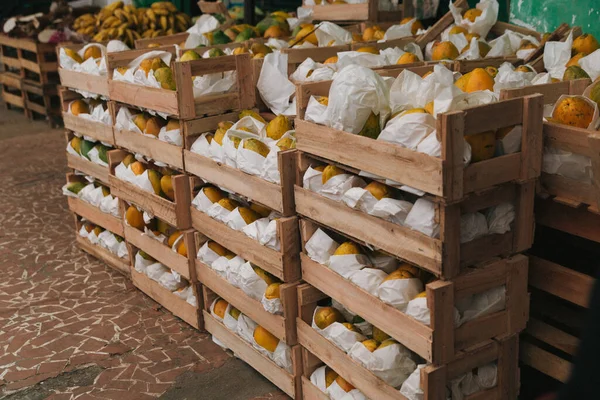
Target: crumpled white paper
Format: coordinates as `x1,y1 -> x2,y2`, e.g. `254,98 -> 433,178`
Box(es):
315,22 -> 352,46
486,203 -> 515,234
146,262 -> 169,282
457,286 -> 506,326
377,277 -> 424,311
319,174 -> 367,202
328,254 -> 370,279
257,52 -> 296,115
238,262 -> 268,301
159,269 -> 186,292
193,71 -> 237,98
59,43 -> 107,75
404,199 -> 439,238
306,228 -> 339,264
450,0 -> 499,38
187,14 -> 220,35
460,212 -> 489,243
579,49 -> 600,81
112,50 -> 172,90
405,296 -> 462,326
134,252 -> 154,274
544,31 -> 573,80
114,161 -> 155,194
348,340 -> 416,388
399,364 -> 425,400
543,147 -> 592,182
378,111 -> 436,150
312,306 -> 366,352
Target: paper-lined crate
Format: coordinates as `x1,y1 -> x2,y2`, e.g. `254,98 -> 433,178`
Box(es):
60,87 -> 115,144
72,213 -> 130,277
202,287 -> 302,398
183,112 -> 297,216
189,179 -> 301,283
108,149 -> 192,229
65,131 -> 112,184
106,48 -> 255,119
0,34 -> 59,85
56,43 -> 109,97
65,173 -> 123,238
298,323 -> 519,400
135,32 -> 190,49
295,80 -> 544,202
193,231 -> 300,345
296,152 -> 535,278
111,101 -> 185,170
298,218 -> 528,365
500,78 -> 600,211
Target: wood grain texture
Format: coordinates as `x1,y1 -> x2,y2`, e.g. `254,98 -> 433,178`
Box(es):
58,69 -> 109,97
520,341 -> 572,383
66,153 -> 110,184
114,127 -> 184,170
63,114 -> 115,144
75,235 -> 130,277
67,197 -> 123,237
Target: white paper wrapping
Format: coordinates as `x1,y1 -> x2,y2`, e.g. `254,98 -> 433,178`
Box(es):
303,166 -> 325,192
460,212 -> 489,243
404,199 -> 439,238
457,286 -> 506,326
328,254 -> 370,279
399,364 -> 426,400
497,125 -> 522,155
342,187 -> 379,214
107,40 -> 130,53
306,228 -> 339,264
114,162 -> 155,194
197,241 -> 221,265
207,202 -> 233,222
543,32 -> 573,80
449,0 -> 499,38
309,365 -> 328,392
377,278 -> 424,311
174,285 -> 192,300
368,252 -> 399,274
579,49 -> 600,81
87,229 -> 100,245
158,270 -> 186,292
134,252 -> 154,274
271,340 -> 293,373
493,62 -> 536,93
210,256 -> 230,279
349,268 -> 388,295
543,147 -> 592,183
97,231 -> 120,255
315,22 -> 352,46
193,71 -> 236,98
379,112 -> 436,150
405,297 -> 462,326
261,294 -> 283,315
257,52 -> 295,115
226,256 -> 246,289
146,262 -> 169,281
305,95 -> 328,125
384,22 -> 414,40
236,314 -> 258,344
187,14 -> 220,35
312,307 -> 366,352
99,194 -> 119,217
348,341 -> 417,387
223,303 -> 239,332
238,262 -> 268,301
319,174 -> 367,202
486,203 -> 515,234
370,198 -> 414,226
237,138 -> 268,176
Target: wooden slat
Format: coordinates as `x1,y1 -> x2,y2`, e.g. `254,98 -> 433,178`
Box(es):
115,128 -> 184,170
58,69 -> 109,97
66,153 -> 110,184
520,341 -> 572,383
459,232 -> 514,267
544,122 -> 595,157
540,173 -> 597,208
203,311 -> 298,397
454,311 -> 508,350
301,376 -> 329,400
528,255 -> 594,308
2,92 -> 24,108
63,114 -> 115,145
132,269 -> 199,328
463,98 -> 524,136
463,153 -> 522,194
535,197 -> 600,243
526,318 -> 579,356
0,71 -> 22,88
108,81 -> 180,116
67,197 -> 123,237
301,3 -> 372,21
75,235 -> 129,277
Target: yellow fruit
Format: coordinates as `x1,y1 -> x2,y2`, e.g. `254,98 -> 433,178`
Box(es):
122,154 -> 135,167
373,30 -> 385,40
213,299 -> 229,318
384,264 -> 418,282
239,109 -> 266,123
65,48 -> 83,63
243,138 -> 270,157
572,33 -> 600,56
415,291 -> 427,298
448,26 -> 468,35
250,43 -> 273,56
207,241 -> 230,257
147,170 -> 162,195
250,203 -> 272,218
465,131 -> 496,162
252,265 -> 277,285
334,241 -> 361,256
317,96 -> 329,106
130,161 -> 146,176
324,56 -> 338,64
357,46 -> 379,55
296,24 -> 317,46
165,119 -> 179,131
133,113 -> 149,132
563,65 -> 591,81
325,368 -> 338,388
588,82 -> 600,108
83,46 -> 102,61
93,226 -> 103,236
237,207 -> 260,224
145,116 -> 165,136
463,8 -> 482,22
254,326 -> 279,352
552,96 -> 595,128
233,46 -> 249,55
461,41 -> 491,57
229,307 -> 241,320
364,181 -> 390,200
168,231 -> 183,247
265,282 -> 281,299
217,198 -> 240,211
402,108 -> 427,116
400,17 -> 423,35
203,186 -> 226,203
264,25 -> 288,39
276,137 -> 295,150
485,66 -> 498,78
322,164 -> 344,184
126,205 -> 145,229
154,67 -> 176,90
372,326 -> 391,343
177,240 -> 187,256
314,307 -> 345,329
358,112 -> 381,139
335,376 -> 355,392
180,50 -> 201,62
377,338 -> 399,349
362,26 -> 381,42
431,41 -> 459,61
139,57 -> 167,76
455,68 -> 494,93
396,52 -> 420,64
362,339 -> 378,352
70,137 -> 82,153
516,65 -> 534,73
266,115 -> 292,140
70,100 -> 89,116
160,175 -> 174,200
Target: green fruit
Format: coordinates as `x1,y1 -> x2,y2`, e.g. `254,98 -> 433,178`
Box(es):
139,250 -> 154,261
235,27 -> 256,43
291,25 -> 302,38
115,235 -> 123,243
213,13 -> 226,23
180,50 -> 201,62
358,112 -> 381,139
80,140 -> 95,160
94,144 -> 108,163
154,67 -> 176,90
563,66 -> 590,81
147,169 -> 162,195
212,30 -> 232,45
207,48 -> 226,58
67,182 -> 86,194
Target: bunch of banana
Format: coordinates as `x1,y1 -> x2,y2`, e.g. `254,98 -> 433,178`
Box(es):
71,1 -> 192,48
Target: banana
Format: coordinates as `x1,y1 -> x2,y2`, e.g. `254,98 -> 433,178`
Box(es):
166,28 -> 174,36
83,26 -> 95,36
153,8 -> 170,16
167,15 -> 175,29
101,16 -> 117,28
159,15 -> 167,31
114,9 -> 126,22
126,29 -> 134,46
146,8 -> 157,22
151,30 -> 161,38
103,1 -> 123,13
175,21 -> 187,33
132,30 -> 141,40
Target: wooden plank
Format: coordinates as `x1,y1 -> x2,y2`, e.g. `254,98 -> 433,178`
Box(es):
505,255 -> 530,333
463,153 -> 522,194
540,173 -> 597,207
1,56 -> 22,69
452,259 -> 510,300
429,281 -> 455,364
132,269 -> 199,329
301,3 -> 371,21
58,69 -> 109,97
544,121 -> 595,156
526,318 -> 579,356
535,197 -> 600,243
295,119 -> 444,197
301,376 -> 329,400
454,311 -> 508,350
0,72 -> 22,88
203,311 -> 298,397
588,133 -> 600,210
67,197 -> 123,237
495,335 -> 519,400
459,232 -> 514,268
300,253 -> 434,361
512,180 -> 536,254
63,113 -> 115,145
193,92 -> 240,117
124,224 -> 191,281
195,259 -> 295,344
75,235 -> 129,277
296,320 -> 404,400
528,255 -> 594,308
108,80 -> 180,116
294,186 -> 443,276
440,112 -> 464,202
115,128 -> 184,170
66,153 -> 110,184
520,341 -> 572,383
521,95 -> 544,182
2,92 -> 24,108
190,207 -> 297,282
463,98 -> 524,136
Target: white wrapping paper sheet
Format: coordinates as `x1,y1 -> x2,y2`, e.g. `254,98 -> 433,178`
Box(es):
174,285 -> 191,300
210,256 -> 230,279
87,146 -> 109,167
378,112 -> 436,150
496,125 -> 522,155
370,198 -> 414,226
158,270 -> 186,292
348,340 -> 417,387
543,147 -> 592,182
579,49 -> 600,81
238,262 -> 268,301
315,22 -> 352,46
107,40 -> 130,53
257,52 -> 296,115
312,306 -> 366,352
187,14 -> 220,35
226,256 -> 246,289
377,278 -> 424,311
543,32 -> 573,80
237,137 -> 268,175
261,293 -> 283,315
224,207 -> 249,231
134,252 -> 154,274
191,188 -> 215,212
368,252 -> 399,274
399,364 -> 426,400
457,286 -> 506,326
486,203 -> 515,234
236,313 -> 258,344
146,262 -> 169,281
99,193 -> 119,218
59,43 -> 107,75
319,174 -> 367,202
323,65 -> 390,133
97,230 -> 120,255
336,51 -> 388,70
342,187 -> 379,214
383,21 -> 414,40
193,71 -> 237,98
117,241 -> 129,259
305,96 -> 328,125
142,227 -> 167,244
404,199 -> 439,238
114,162 -> 155,194
87,229 -> 100,245
449,0 -> 499,38
190,132 -> 213,157
460,212 -> 488,243
223,303 -> 239,331
112,50 -> 172,90
493,62 -> 536,93
309,365 -> 328,392
303,166 -> 325,192
207,201 -> 233,222
271,340 -> 293,373
450,362 -> 498,400
328,254 -> 370,279
306,228 -> 339,264
349,268 -> 388,295
158,124 -> 182,146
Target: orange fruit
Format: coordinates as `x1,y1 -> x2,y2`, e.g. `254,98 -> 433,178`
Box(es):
463,8 -> 482,22
552,96 -> 595,129
572,33 -> 600,56
431,41 -> 459,61
396,52 -> 420,64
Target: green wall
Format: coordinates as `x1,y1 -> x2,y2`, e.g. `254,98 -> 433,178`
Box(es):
509,0 -> 600,37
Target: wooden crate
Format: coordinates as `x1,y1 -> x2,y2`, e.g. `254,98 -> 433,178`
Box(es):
295,77 -> 543,202
0,71 -> 26,114
60,87 -> 115,144
536,197 -> 600,242
122,205 -> 195,283
500,78 -> 600,211
0,34 -> 59,85
65,131 -> 112,184
300,0 -> 410,23
56,43 -> 109,97
297,218 -> 529,364
135,32 -> 190,49
202,287 -> 302,398
107,47 -> 255,119
108,149 -> 192,229
0,35 -> 22,72
65,173 -> 123,237
23,79 -> 61,125
296,153 -> 535,278
190,181 -> 301,282
111,101 -> 184,170
194,231 -> 299,344
72,213 -> 130,277
183,112 -> 297,216
298,283 -> 520,400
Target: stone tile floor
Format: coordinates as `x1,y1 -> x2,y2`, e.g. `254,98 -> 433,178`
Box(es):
0,108 -> 287,400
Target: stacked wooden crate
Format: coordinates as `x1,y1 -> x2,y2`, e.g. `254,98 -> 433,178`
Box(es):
501,79 -> 600,387
0,34 -> 61,125
291,68 -> 542,398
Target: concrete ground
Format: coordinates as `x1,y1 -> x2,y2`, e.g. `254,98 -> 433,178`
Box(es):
0,108 -> 287,400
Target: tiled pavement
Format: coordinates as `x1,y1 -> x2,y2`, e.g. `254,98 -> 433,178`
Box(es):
0,109 -> 287,400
